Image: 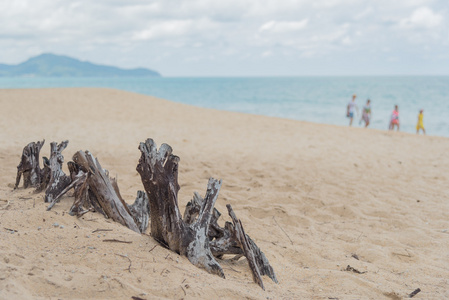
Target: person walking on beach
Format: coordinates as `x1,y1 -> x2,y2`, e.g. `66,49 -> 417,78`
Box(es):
346,94 -> 358,126
416,109 -> 426,134
389,105 -> 400,131
360,99 -> 372,128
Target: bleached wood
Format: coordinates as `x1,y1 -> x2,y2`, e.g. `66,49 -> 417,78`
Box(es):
44,141 -> 71,203
15,140 -> 45,189
137,138 -> 224,277
72,150 -> 140,233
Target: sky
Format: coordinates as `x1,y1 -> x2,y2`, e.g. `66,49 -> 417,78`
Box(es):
1,0 -> 449,76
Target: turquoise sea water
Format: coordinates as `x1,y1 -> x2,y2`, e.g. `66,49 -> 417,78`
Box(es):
1,76 -> 448,137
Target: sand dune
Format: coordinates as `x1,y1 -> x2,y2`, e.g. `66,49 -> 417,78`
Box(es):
1,88 -> 448,299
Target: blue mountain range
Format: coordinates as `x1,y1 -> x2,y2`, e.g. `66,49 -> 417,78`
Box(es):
0,53 -> 160,77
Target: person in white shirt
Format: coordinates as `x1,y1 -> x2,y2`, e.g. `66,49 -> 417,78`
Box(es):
346,94 -> 359,126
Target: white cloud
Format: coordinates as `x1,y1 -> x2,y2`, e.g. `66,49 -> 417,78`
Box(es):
259,19 -> 309,33
0,0 -> 448,75
398,7 -> 443,29
261,50 -> 272,57
132,20 -> 195,41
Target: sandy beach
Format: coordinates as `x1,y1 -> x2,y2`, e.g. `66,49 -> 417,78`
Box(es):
1,88 -> 448,299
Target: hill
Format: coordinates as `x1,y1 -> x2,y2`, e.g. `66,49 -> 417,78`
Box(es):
0,53 -> 160,77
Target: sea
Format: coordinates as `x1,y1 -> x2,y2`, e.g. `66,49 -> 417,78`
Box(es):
1,76 -> 448,137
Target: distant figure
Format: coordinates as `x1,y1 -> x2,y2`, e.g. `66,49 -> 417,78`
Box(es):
346,94 -> 358,126
361,99 -> 372,128
416,109 -> 426,135
389,105 -> 400,131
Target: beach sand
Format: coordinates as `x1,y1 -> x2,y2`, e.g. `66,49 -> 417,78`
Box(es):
1,88 -> 448,299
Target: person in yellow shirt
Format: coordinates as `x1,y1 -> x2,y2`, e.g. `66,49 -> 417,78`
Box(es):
416,109 -> 426,135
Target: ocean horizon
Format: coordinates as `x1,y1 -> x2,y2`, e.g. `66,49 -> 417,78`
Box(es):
1,76 -> 448,137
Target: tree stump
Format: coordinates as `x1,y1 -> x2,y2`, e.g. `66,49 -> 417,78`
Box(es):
225,204 -> 278,290
184,192 -> 278,289
137,138 -> 225,277
15,140 -> 45,189
35,157 -> 51,193
68,150 -> 142,233
43,149 -> 149,234
14,138 -> 277,289
45,141 -> 71,203
127,191 -> 150,234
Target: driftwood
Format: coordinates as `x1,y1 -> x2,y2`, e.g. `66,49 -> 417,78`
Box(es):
15,138 -> 276,289
45,150 -> 149,234
12,139 -> 150,233
66,150 -> 144,233
184,192 -> 278,288
45,141 -> 71,203
137,139 -> 225,277
137,138 -> 277,288
35,157 -> 51,193
127,191 -> 150,234
15,140 -> 45,190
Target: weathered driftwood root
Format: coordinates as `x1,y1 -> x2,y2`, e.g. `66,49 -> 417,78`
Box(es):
137,138 -> 225,278
67,150 -> 143,233
41,146 -> 149,233
227,204 -> 278,290
184,192 -> 278,289
45,141 -> 71,203
15,140 -> 45,190
15,138 -> 276,289
35,157 -> 50,193
137,138 -> 278,288
127,191 -> 150,234
15,141 -> 150,234
46,163 -> 88,212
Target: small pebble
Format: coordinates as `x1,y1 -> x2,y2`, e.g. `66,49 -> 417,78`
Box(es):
37,227 -> 42,230
88,246 -> 95,250
53,223 -> 59,227
86,235 -> 90,238
60,225 -> 64,229
97,235 -> 101,238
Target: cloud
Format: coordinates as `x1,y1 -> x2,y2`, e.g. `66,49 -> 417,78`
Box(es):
398,7 -> 443,29
132,20 -> 195,41
0,0 -> 448,75
259,19 -> 308,33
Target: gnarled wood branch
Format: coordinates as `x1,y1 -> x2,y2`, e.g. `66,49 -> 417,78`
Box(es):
127,191 -> 150,233
71,150 -> 141,233
35,157 -> 50,193
45,141 -> 71,203
137,138 -> 224,278
14,138 -> 277,289
43,149 -> 149,234
184,192 -> 278,288
15,140 -> 45,190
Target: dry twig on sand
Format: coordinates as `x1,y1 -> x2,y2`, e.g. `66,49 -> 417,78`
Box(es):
92,228 -> 113,233
273,216 -> 293,245
344,265 -> 366,274
408,288 -> 421,298
115,253 -> 132,273
103,239 -> 132,244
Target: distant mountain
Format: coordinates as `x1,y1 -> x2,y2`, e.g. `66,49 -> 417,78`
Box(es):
0,53 -> 161,77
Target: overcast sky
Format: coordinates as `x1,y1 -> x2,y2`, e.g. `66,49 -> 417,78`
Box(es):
1,0 -> 448,76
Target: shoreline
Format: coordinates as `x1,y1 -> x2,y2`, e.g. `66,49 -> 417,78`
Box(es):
1,88 -> 448,299
1,75 -> 448,138
1,86 -> 447,140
